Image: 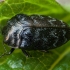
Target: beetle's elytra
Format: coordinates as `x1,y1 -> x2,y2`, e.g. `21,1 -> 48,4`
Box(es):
2,14 -> 70,56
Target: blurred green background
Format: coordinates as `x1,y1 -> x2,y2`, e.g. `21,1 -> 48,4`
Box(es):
0,0 -> 70,70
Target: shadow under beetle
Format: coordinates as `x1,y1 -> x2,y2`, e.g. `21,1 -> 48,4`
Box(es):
1,14 -> 70,57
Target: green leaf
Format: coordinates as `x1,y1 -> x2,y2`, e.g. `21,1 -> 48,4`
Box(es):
0,0 -> 70,70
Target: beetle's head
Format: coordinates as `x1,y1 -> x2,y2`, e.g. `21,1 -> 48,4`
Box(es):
2,14 -> 25,48
2,21 -> 24,48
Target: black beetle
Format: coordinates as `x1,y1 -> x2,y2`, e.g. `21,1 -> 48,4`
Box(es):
1,14 -> 70,57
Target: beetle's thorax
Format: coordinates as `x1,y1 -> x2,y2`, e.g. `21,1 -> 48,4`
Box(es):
4,23 -> 22,48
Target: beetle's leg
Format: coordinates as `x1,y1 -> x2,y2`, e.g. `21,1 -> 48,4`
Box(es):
3,48 -> 15,55
21,49 -> 31,57
0,48 -> 15,58
2,42 -> 15,55
7,48 -> 15,55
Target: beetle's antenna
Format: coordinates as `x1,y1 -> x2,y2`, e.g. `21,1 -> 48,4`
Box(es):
0,42 -> 10,58
0,25 -> 15,57
0,25 -> 13,58
0,42 -> 15,58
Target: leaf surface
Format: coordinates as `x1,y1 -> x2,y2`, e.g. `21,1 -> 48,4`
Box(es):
0,0 -> 70,70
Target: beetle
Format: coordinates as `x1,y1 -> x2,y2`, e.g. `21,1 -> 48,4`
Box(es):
1,14 -> 70,57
